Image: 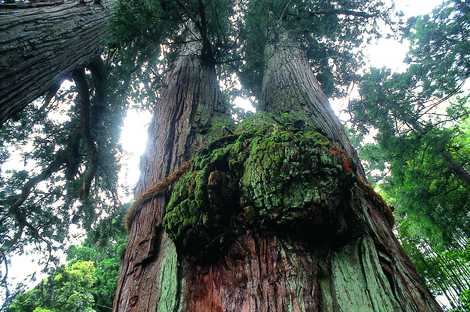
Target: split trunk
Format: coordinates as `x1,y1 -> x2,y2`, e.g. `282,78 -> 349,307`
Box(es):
114,39 -> 441,312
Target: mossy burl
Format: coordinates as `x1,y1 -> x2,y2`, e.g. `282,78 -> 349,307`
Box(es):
163,112 -> 355,256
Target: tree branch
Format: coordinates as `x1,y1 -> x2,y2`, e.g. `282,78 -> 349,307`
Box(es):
71,68 -> 98,199
8,153 -> 67,221
299,9 -> 378,19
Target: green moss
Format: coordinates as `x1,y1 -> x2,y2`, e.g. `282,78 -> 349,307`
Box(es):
204,113 -> 234,143
164,169 -> 208,241
163,113 -> 355,257
156,240 -> 178,312
241,127 -> 345,226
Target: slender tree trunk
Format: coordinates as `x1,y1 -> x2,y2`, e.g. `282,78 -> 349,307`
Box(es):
113,42 -> 228,311
260,40 -> 361,174
407,119 -> 470,187
440,149 -> 470,186
0,0 -> 112,125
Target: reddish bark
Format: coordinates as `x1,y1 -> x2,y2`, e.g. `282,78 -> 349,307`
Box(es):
183,234 -> 321,312
113,44 -> 227,311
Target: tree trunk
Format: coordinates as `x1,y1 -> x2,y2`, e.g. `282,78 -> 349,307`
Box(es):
113,42 -> 228,311
0,0 -> 112,125
250,35 -> 442,311
260,40 -> 361,174
440,149 -> 470,186
114,33 -> 441,312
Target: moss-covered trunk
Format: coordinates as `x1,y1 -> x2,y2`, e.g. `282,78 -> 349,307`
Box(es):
164,40 -> 442,308
115,34 -> 441,312
0,0 -> 112,125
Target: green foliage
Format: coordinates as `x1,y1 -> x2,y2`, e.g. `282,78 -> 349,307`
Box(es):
107,0 -> 240,110
109,0 -> 237,64
351,118 -> 470,310
0,56 -> 129,289
353,0 -> 470,120
461,289 -> 470,310
8,209 -> 127,312
349,97 -> 470,309
349,0 -> 470,246
110,0 -> 171,47
398,234 -> 470,312
404,0 -> 469,96
349,0 -> 470,151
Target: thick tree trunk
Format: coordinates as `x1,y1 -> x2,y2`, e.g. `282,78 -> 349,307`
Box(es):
0,0 -> 112,125
249,36 -> 442,311
115,34 -> 441,312
164,37 -> 442,312
113,43 -> 228,311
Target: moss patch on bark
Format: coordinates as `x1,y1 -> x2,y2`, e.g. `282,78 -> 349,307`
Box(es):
156,239 -> 178,312
163,112 -> 356,258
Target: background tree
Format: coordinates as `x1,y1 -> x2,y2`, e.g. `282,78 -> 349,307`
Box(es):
352,118 -> 470,310
0,45 -> 148,303
348,0 -> 470,309
0,0 -> 184,302
7,208 -> 127,312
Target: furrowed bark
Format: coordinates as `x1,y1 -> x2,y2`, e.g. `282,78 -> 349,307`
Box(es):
260,34 -> 362,176
0,0 -> 113,126
113,42 -> 227,312
247,33 -> 442,311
